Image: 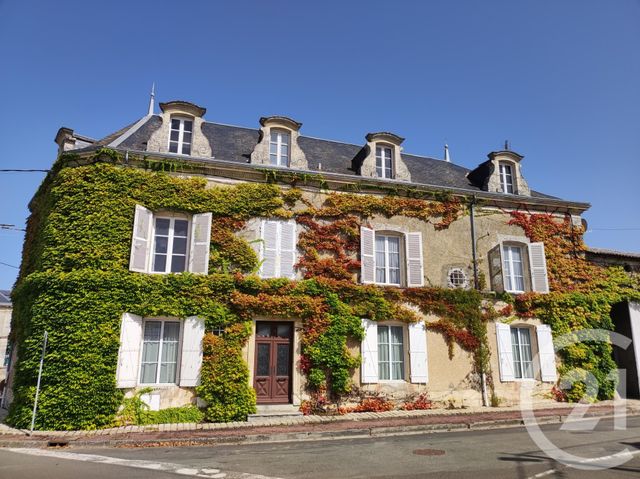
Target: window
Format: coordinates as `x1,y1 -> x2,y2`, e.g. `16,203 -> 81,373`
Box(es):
361,227 -> 424,287
375,234 -> 401,285
140,320 -> 181,384
260,219 -> 296,279
447,268 -> 468,289
152,217 -> 189,273
499,162 -> 514,194
129,205 -> 212,275
495,323 -> 557,383
3,339 -> 11,369
376,146 -> 393,179
502,244 -> 525,293
269,130 -> 290,166
168,117 -> 193,155
511,327 -> 534,379
378,325 -> 404,380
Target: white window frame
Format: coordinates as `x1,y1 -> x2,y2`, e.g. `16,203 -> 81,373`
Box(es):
511,327 -> 534,380
376,145 -> 394,179
168,116 -> 193,155
139,319 -> 183,386
447,268 -> 469,289
499,162 -> 515,194
377,324 -> 405,381
151,215 -> 190,274
502,244 -> 525,293
375,233 -> 402,286
269,129 -> 290,167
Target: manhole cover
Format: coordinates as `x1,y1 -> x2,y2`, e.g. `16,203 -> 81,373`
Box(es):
413,448 -> 445,456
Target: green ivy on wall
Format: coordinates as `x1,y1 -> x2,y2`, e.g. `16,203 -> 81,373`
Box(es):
7,151 -> 639,430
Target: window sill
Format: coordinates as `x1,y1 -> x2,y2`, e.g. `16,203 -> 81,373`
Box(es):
137,383 -> 180,388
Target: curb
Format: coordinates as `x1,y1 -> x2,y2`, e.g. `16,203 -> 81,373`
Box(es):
2,410 -> 637,450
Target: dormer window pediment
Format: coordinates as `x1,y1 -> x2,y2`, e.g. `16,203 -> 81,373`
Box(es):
146,100 -> 211,158
359,132 -> 411,182
468,149 -> 531,196
250,116 -> 308,169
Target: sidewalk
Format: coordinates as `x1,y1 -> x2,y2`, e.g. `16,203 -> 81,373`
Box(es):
1,400 -> 638,449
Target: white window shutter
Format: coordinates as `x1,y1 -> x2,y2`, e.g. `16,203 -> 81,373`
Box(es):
528,242 -> 550,293
129,205 -> 153,273
408,321 -> 428,383
189,212 -> 212,274
405,232 -> 424,287
116,313 -> 143,388
179,316 -> 205,387
361,318 -> 378,383
279,220 -> 297,279
536,325 -> 557,382
495,323 -> 515,382
360,226 -> 375,284
260,220 -> 279,278
488,243 -> 505,293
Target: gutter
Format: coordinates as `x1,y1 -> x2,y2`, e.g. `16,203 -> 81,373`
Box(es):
57,145 -> 592,213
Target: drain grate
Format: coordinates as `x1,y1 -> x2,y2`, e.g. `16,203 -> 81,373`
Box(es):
47,440 -> 69,448
413,448 -> 445,456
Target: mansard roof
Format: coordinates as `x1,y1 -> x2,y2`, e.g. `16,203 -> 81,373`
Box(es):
82,115 -> 566,203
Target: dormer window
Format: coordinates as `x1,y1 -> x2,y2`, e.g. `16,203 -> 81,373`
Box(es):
169,117 -> 193,155
269,130 -> 290,167
499,162 -> 514,193
376,145 -> 394,179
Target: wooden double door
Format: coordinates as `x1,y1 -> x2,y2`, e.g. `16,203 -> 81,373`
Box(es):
254,321 -> 293,404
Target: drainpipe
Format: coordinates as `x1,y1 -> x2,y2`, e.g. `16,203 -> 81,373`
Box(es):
470,197 -> 489,407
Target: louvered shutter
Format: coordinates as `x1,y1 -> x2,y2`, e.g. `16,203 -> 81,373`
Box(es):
536,325 -> 557,382
408,321 -> 428,383
260,220 -> 278,278
280,220 -> 297,278
360,226 -> 375,284
361,318 -> 378,383
495,323 -> 515,382
116,313 -> 143,388
189,212 -> 212,274
488,243 -> 505,293
129,205 -> 153,273
179,316 -> 205,387
528,242 -> 549,293
405,232 -> 424,287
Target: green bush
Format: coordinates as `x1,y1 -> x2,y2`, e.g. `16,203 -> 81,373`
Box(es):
196,324 -> 257,422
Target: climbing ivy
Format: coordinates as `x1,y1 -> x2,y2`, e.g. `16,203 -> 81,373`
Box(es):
7,151 -> 638,430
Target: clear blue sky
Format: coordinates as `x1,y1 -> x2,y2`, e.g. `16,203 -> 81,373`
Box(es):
0,0 -> 638,290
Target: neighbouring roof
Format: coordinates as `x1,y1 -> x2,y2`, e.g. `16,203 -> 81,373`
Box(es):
0,290 -> 10,306
84,115 -> 565,201
586,248 -> 640,260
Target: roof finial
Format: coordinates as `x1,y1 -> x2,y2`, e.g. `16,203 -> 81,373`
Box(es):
147,82 -> 155,116
504,139 -> 510,151
444,144 -> 451,162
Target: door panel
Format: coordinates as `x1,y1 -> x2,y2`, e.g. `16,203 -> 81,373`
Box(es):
254,322 -> 293,404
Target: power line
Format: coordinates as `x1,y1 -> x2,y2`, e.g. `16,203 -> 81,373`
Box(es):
586,228 -> 640,232
0,169 -> 49,172
0,261 -> 18,269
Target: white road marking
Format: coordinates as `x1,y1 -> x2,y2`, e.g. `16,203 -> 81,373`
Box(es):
7,448 -> 283,479
526,448 -> 640,479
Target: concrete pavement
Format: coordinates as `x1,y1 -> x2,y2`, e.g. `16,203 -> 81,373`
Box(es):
1,399 -> 639,449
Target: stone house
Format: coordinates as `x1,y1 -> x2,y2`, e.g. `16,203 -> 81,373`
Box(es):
8,98 -> 634,429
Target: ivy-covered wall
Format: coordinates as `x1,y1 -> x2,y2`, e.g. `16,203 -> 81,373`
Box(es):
7,152 -> 639,430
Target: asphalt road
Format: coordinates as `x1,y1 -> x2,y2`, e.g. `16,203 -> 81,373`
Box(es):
1,416 -> 639,478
